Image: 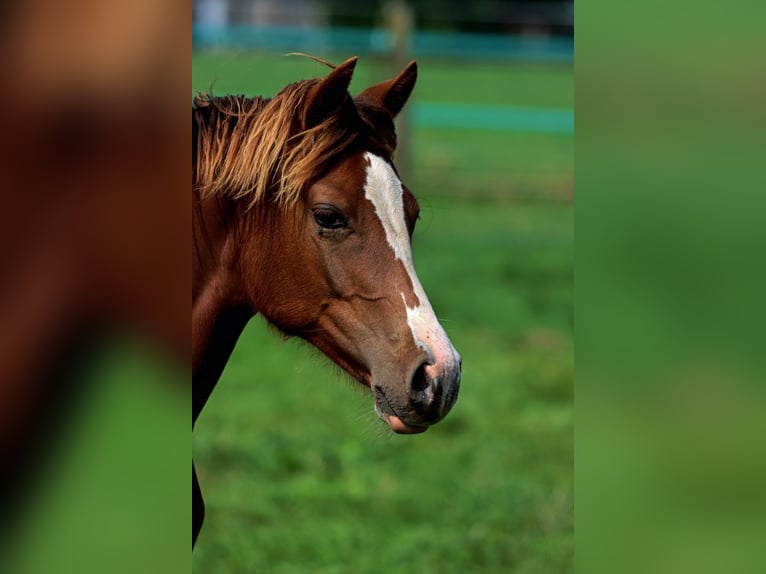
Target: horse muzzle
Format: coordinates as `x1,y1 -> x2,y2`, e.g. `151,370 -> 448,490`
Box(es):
374,352 -> 462,434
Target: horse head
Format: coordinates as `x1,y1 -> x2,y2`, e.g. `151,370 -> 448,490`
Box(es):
222,58 -> 462,433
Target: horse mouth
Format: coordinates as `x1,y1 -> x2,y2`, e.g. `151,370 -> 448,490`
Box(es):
317,350 -> 428,434
374,386 -> 428,434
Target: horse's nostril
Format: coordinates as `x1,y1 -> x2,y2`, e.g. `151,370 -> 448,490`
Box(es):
410,362 -> 430,395
409,361 -> 444,421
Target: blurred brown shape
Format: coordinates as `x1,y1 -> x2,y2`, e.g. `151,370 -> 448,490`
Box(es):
0,0 -> 189,529
6,0 -> 186,106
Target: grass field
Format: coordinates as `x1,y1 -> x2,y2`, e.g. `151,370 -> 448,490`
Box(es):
193,52 -> 572,573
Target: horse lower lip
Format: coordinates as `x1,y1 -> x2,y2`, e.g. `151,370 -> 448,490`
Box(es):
383,413 -> 428,434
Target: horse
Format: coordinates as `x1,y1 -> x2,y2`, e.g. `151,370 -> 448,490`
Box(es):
192,56 -> 462,545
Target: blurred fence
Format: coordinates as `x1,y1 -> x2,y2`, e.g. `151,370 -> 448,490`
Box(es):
192,0 -> 573,62
192,25 -> 573,63
412,103 -> 573,134
192,1 -> 573,201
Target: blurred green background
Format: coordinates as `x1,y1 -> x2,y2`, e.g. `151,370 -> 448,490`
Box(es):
576,2 -> 766,573
193,53 -> 573,573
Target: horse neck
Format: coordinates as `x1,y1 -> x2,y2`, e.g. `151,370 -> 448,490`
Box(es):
192,191 -> 251,423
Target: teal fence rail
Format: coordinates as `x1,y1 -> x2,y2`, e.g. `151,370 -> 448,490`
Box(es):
412,103 -> 573,135
192,25 -> 573,63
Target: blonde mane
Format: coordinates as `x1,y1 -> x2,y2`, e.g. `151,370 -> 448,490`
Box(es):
193,77 -> 396,210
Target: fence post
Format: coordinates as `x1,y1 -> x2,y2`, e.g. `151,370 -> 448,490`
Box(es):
384,0 -> 414,181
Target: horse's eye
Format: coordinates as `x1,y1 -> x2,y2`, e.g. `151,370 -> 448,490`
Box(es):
313,205 -> 347,230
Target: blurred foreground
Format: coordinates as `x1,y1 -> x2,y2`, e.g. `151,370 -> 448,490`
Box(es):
577,2 -> 766,573
1,2 -> 189,573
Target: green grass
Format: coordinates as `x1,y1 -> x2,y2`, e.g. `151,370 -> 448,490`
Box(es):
193,53 -> 572,573
412,128 -> 572,200
192,53 -> 573,108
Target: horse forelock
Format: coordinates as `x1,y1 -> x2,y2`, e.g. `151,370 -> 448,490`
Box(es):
192,80 -> 397,211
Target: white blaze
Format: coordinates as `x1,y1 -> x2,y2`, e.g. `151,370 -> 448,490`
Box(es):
362,152 -> 461,378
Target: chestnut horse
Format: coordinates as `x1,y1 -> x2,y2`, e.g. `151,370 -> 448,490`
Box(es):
192,57 -> 462,545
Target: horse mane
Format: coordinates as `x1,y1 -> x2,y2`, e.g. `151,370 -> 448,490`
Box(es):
193,75 -> 397,210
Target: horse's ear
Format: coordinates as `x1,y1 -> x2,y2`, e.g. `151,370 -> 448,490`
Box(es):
357,60 -> 417,118
302,56 -> 358,129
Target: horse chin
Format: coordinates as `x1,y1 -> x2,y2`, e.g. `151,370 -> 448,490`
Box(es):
374,402 -> 428,434
381,412 -> 428,434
